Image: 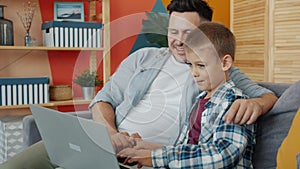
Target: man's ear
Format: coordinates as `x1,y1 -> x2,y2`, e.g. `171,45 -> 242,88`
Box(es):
221,54 -> 233,71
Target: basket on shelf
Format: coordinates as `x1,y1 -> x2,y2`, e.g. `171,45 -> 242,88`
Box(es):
49,85 -> 72,101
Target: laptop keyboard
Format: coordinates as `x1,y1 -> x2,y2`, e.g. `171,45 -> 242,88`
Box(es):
119,164 -> 131,169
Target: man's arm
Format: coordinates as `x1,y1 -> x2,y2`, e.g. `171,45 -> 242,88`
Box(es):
91,101 -> 136,153
91,101 -> 118,134
228,67 -> 278,124
89,49 -> 148,152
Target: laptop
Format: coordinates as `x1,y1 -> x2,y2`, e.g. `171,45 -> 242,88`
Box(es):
29,105 -> 134,169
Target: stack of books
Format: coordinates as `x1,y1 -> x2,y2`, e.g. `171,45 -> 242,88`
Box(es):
0,77 -> 49,106
42,21 -> 103,48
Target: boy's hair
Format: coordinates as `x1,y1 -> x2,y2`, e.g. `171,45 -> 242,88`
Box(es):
167,0 -> 213,21
184,22 -> 236,60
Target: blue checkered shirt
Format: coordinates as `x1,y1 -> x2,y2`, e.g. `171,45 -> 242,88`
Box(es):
151,80 -> 256,168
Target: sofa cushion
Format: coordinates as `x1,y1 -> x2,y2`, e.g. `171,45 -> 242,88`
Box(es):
22,111 -> 92,148
276,108 -> 300,169
258,82 -> 291,97
253,80 -> 300,169
297,154 -> 300,169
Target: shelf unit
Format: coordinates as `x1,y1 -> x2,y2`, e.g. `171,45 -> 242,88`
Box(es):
0,46 -> 104,51
0,0 -> 110,116
0,99 -> 91,117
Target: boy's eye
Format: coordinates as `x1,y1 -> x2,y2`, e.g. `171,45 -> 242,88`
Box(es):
198,64 -> 205,68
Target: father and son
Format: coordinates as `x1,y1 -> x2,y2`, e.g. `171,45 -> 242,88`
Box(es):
1,0 -> 278,168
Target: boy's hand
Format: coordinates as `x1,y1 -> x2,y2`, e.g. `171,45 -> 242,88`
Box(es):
223,98 -> 263,125
135,140 -> 163,150
117,148 -> 153,168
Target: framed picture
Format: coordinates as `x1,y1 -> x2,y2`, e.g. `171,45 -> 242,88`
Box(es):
54,2 -> 84,22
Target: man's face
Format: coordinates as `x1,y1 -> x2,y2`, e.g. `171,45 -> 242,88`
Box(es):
168,12 -> 201,63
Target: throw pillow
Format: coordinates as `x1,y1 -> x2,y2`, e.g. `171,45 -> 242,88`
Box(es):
253,80 -> 300,169
277,108 -> 300,169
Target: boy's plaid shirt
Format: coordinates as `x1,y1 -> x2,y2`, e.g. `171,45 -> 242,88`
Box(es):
152,80 -> 256,169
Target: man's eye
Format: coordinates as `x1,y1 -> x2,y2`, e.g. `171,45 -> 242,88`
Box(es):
170,31 -> 177,34
168,29 -> 178,34
185,30 -> 191,34
185,62 -> 192,67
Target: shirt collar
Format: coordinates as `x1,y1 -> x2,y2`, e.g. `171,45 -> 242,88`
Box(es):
197,80 -> 235,108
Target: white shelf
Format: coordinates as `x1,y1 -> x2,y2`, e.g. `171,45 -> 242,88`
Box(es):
0,46 -> 104,51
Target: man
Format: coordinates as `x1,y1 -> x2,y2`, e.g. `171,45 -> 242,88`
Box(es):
90,0 -> 277,152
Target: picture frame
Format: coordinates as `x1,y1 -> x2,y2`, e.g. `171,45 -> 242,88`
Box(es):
54,2 -> 84,22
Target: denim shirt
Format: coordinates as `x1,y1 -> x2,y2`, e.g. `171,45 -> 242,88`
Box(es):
89,47 -> 273,128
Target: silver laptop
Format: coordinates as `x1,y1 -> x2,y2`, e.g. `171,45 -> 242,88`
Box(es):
29,105 -> 133,169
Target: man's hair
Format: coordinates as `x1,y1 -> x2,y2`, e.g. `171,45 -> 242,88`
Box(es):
167,0 -> 213,21
184,22 -> 236,60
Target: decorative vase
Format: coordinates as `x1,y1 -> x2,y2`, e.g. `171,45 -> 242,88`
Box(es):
24,31 -> 32,46
0,5 -> 13,46
82,87 -> 95,100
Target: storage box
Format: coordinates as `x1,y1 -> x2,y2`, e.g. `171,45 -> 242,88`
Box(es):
42,21 -> 103,48
0,77 -> 50,106
0,117 -> 24,164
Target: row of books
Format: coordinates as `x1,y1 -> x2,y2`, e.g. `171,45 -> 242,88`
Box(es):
0,77 -> 49,106
42,21 -> 103,48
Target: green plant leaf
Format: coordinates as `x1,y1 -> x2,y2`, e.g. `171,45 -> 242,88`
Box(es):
142,12 -> 169,47
73,70 -> 103,87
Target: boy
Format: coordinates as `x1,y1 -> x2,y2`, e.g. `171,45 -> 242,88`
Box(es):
118,22 -> 255,168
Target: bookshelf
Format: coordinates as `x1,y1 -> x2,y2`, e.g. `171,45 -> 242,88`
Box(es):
0,46 -> 104,51
0,0 -> 111,115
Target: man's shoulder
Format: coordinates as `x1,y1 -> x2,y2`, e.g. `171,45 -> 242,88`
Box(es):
132,47 -> 170,66
134,47 -> 169,55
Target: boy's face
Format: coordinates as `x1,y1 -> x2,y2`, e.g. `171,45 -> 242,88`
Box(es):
168,12 -> 201,63
186,47 -> 226,97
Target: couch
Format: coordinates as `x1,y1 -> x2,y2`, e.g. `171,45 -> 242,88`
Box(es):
22,81 -> 300,168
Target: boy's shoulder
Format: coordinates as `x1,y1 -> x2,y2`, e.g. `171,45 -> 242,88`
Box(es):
224,81 -> 249,100
209,81 -> 248,106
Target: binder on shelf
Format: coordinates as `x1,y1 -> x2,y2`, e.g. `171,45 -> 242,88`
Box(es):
42,21 -> 103,48
0,77 -> 50,106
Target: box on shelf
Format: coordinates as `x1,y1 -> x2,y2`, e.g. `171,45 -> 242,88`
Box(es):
0,116 -> 24,164
0,77 -> 50,106
42,21 -> 103,48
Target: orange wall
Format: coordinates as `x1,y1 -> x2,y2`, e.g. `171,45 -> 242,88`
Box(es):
208,0 -> 230,28
162,0 -> 230,28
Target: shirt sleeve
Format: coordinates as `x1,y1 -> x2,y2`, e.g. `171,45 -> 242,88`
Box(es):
89,49 -> 142,109
151,122 -> 254,168
229,66 -> 274,98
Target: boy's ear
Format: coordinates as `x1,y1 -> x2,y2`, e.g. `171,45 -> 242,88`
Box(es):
221,54 -> 233,71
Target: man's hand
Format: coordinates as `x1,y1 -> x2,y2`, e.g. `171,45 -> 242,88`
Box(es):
111,132 -> 136,153
223,99 -> 263,125
223,93 -> 277,125
118,148 -> 153,168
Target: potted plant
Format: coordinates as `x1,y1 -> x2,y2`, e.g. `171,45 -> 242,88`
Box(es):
73,70 -> 103,100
